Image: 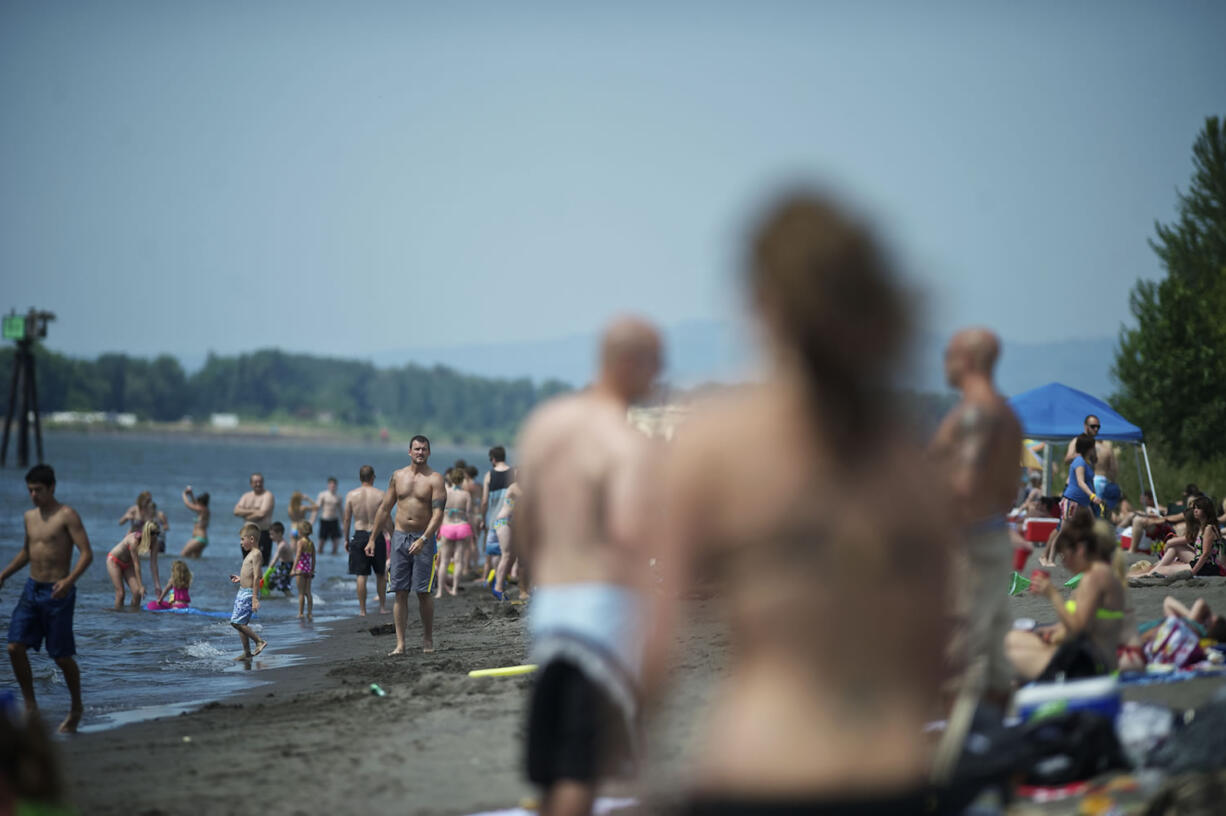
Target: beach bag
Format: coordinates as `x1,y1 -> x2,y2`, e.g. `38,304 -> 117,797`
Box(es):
1022,710 -> 1128,785
1145,616 -> 1205,669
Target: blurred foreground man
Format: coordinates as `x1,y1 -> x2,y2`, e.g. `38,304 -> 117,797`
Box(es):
929,327 -> 1023,778
515,317 -> 661,816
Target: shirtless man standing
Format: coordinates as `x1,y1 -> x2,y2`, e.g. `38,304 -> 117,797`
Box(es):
929,327 -> 1024,777
516,317 -> 660,816
344,465 -> 388,616
1,465 -> 93,733
314,477 -> 343,555
1065,415 -> 1118,499
233,473 -> 275,565
369,436 -> 446,655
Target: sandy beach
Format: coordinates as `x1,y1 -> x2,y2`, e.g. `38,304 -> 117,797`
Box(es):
54,557 -> 1226,816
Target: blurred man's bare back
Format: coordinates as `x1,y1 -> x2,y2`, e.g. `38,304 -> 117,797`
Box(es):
930,393 -> 1022,525
518,395 -> 652,589
660,387 -> 947,795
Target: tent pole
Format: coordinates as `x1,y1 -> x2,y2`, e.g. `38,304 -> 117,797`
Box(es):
1133,442 -> 1144,505
1043,443 -> 1051,495
1141,442 -> 1158,509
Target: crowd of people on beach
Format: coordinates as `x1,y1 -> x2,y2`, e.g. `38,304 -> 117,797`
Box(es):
4,191 -> 1225,814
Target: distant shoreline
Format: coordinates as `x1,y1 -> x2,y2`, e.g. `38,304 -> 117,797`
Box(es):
41,421 -> 494,448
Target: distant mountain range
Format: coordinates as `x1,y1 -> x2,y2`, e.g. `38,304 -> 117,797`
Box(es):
367,319 -> 1121,400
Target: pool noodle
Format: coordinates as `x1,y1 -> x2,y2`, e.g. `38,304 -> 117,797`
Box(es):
147,606 -> 233,619
468,664 -> 538,678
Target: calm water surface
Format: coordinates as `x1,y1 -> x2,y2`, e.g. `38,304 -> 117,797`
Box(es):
0,431 -> 492,731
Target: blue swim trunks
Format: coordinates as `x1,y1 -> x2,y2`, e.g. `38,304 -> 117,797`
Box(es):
231,587 -> 254,625
7,578 -> 76,659
485,525 -> 502,557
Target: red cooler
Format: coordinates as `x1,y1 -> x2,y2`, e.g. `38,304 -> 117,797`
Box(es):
1023,517 -> 1059,543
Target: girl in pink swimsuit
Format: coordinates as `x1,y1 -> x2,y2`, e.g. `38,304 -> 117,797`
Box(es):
291,521 -> 316,620
147,560 -> 193,610
435,468 -> 473,598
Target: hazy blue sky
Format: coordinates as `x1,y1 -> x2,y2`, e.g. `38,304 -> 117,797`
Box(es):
2,1 -> 1223,371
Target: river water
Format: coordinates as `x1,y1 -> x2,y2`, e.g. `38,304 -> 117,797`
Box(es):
0,431 -> 492,731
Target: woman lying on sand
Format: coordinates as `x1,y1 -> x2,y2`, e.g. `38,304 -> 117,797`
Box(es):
1005,513 -> 1126,682
1159,595 -> 1226,641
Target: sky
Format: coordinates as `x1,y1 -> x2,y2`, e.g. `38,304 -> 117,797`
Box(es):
2,1 -> 1223,374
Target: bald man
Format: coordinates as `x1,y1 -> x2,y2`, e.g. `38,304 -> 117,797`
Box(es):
929,329 -> 1022,772
515,316 -> 662,816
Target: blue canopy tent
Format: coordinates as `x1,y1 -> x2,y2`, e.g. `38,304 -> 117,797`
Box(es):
1008,382 -> 1158,505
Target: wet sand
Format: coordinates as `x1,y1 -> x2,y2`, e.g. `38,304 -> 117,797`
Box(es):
54,558 -> 1226,815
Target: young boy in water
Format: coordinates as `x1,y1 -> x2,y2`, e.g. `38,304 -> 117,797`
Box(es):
266,521 -> 295,597
229,523 -> 267,660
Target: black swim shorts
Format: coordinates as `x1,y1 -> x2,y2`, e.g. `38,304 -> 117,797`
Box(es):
319,518 -> 342,541
683,789 -> 944,816
526,660 -> 631,786
347,530 -> 387,576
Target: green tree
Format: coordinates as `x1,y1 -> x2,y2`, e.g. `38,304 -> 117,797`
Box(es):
1114,116 -> 1226,464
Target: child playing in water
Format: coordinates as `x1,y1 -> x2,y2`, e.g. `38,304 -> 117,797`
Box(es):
230,523 -> 267,659
148,560 -> 193,609
265,521 -> 295,597
291,520 -> 316,620
107,521 -> 157,610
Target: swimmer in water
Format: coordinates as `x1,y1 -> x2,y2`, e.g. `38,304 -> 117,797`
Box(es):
180,486 -> 211,558
107,521 -> 158,610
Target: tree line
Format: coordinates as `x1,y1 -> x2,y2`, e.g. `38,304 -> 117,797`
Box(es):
0,346 -> 571,441
1114,115 -> 1226,466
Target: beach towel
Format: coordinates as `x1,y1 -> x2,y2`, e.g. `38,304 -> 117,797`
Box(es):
1118,666 -> 1226,687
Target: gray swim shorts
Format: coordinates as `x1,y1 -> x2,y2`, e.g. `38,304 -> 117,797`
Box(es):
946,518 -> 1012,698
389,530 -> 437,594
